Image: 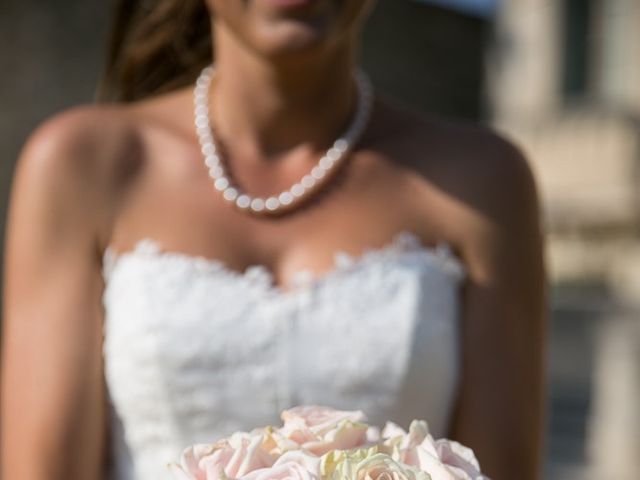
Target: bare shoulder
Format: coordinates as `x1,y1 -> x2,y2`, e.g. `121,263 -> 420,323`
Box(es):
375,100 -> 540,233
21,85 -> 195,168
370,99 -> 543,282
18,103 -> 142,184
425,118 -> 543,278
13,103 -> 145,245
426,116 -> 539,229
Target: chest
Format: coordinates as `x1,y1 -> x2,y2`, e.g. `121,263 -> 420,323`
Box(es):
110,140 -> 452,290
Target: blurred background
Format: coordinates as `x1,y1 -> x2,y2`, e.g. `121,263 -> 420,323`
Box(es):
1,0 -> 638,478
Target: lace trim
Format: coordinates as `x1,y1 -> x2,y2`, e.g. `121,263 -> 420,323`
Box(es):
101,230 -> 466,295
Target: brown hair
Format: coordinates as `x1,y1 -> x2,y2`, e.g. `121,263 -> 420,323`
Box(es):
97,0 -> 212,103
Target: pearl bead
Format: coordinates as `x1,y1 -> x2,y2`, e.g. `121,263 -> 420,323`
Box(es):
202,144 -> 216,156
196,126 -> 210,138
205,155 -> 220,168
327,148 -> 341,162
195,115 -> 208,128
223,188 -> 238,201
301,175 -> 316,189
265,197 -> 280,211
334,139 -> 348,152
236,195 -> 251,209
291,184 -> 305,197
209,166 -> 224,178
319,156 -> 334,169
279,191 -> 294,205
250,198 -> 265,212
214,177 -> 229,191
311,166 -> 326,179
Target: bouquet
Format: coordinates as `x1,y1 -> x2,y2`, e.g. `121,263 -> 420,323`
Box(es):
169,405 -> 489,480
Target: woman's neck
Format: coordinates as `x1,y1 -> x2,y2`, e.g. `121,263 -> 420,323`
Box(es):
209,24 -> 360,161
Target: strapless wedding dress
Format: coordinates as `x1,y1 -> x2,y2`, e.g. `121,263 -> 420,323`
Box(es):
101,230 -> 466,480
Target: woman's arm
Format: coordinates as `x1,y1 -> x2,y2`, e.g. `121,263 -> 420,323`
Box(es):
448,138 -> 547,479
1,110 -> 116,479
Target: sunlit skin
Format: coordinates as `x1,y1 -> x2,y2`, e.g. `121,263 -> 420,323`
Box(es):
1,1 -> 546,479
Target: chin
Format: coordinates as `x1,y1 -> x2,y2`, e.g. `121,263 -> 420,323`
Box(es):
253,20 -> 336,58
209,0 -> 372,61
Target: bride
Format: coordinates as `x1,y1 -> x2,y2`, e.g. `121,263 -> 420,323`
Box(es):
1,0 -> 546,479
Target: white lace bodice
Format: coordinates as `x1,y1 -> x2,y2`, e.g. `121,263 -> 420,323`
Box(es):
101,230 -> 466,480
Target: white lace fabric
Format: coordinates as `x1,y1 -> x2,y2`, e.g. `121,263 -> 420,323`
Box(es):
101,230 -> 466,480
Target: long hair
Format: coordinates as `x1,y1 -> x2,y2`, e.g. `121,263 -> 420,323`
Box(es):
97,0 -> 212,103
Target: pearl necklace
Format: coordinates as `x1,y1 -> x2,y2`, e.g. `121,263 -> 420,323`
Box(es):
193,64 -> 374,216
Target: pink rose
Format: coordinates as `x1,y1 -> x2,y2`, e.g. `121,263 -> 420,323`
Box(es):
432,439 -> 487,480
278,405 -> 369,455
241,450 -> 321,480
169,443 -> 218,480
169,432 -> 275,480
381,420 -> 489,480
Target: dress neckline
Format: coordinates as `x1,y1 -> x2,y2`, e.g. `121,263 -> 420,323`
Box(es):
101,229 -> 466,296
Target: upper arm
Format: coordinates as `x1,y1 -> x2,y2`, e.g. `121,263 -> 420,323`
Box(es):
448,133 -> 547,479
1,107 -> 123,479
